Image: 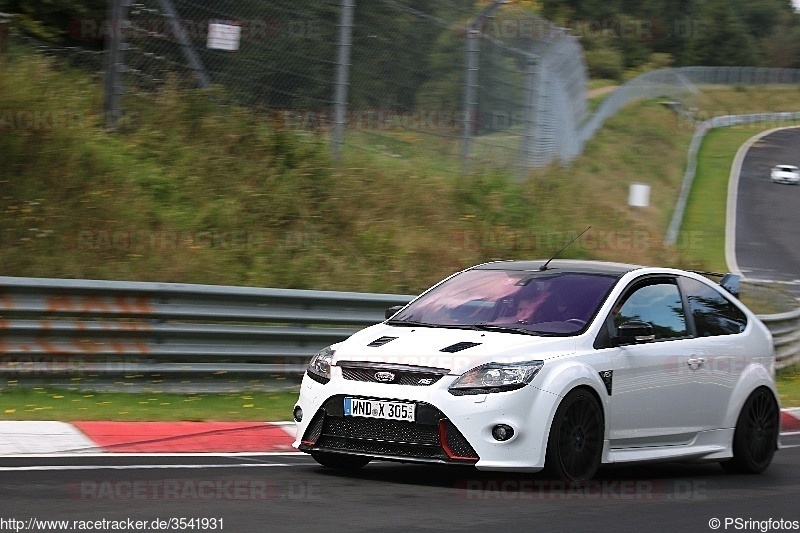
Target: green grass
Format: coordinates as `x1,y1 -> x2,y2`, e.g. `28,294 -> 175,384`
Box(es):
0,387 -> 299,421
777,366 -> 800,408
680,127 -> 759,272
4,44 -> 799,290
4,43 -> 800,292
0,373 -> 797,422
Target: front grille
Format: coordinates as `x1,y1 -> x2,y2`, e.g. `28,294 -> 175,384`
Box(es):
302,411 -> 325,444
441,419 -> 479,459
299,395 -> 478,464
338,361 -> 448,386
325,416 -> 440,445
319,436 -> 441,459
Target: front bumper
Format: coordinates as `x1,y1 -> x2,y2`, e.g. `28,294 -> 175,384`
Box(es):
771,176 -> 800,184
293,370 -> 562,472
298,394 -> 479,464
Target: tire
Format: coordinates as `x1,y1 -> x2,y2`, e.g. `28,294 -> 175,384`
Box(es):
721,387 -> 779,474
310,451 -> 371,470
544,388 -> 604,486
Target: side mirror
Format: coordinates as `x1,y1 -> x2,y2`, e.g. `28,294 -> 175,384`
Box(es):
612,320 -> 655,346
385,305 -> 405,319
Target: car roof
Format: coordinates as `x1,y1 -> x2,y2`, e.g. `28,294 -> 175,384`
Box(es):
471,259 -> 645,276
774,165 -> 799,170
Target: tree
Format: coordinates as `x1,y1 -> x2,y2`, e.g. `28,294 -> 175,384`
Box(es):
686,0 -> 759,66
0,0 -> 106,46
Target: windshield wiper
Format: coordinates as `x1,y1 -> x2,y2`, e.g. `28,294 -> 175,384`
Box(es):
471,323 -> 544,335
385,319 -> 432,327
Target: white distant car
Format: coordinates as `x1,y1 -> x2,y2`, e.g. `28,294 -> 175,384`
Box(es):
770,164 -> 800,184
293,260 -> 779,485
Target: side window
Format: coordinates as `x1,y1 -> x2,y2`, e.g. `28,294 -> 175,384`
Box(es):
681,277 -> 747,336
614,281 -> 688,340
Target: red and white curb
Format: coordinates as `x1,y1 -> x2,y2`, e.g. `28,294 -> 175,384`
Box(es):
783,408 -> 800,433
0,421 -> 296,455
0,411 -> 798,456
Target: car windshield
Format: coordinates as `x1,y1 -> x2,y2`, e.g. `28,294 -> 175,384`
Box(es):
390,269 -> 618,335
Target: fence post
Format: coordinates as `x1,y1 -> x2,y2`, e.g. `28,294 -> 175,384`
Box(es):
103,0 -> 129,131
517,52 -> 538,174
332,0 -> 355,162
0,12 -> 11,57
460,24 -> 480,173
155,0 -> 210,89
460,1 -> 508,173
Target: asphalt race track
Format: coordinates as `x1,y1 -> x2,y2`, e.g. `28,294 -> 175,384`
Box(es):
734,127 -> 800,297
0,447 -> 799,532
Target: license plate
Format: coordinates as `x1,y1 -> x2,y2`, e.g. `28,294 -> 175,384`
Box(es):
343,398 -> 415,422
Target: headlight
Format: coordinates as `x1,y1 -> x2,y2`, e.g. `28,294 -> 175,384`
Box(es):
307,347 -> 334,384
449,360 -> 543,395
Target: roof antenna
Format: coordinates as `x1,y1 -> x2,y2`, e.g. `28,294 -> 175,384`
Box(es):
539,226 -> 592,271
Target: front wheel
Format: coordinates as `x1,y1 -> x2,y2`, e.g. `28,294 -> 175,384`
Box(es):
544,388 -> 604,486
721,387 -> 779,474
310,451 -> 371,470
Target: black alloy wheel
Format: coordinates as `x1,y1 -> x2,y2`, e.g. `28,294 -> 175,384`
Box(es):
544,388 -> 604,486
722,387 -> 779,474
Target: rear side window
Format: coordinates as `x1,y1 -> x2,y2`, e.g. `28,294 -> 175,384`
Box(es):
681,277 -> 747,336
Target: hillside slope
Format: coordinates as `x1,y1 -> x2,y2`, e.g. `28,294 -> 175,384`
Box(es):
3,45 -> 800,294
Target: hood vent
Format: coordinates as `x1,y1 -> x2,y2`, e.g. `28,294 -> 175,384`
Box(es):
440,341 -> 482,353
367,336 -> 398,347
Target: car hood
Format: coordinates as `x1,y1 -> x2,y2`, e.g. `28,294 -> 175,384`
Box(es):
330,323 -> 578,375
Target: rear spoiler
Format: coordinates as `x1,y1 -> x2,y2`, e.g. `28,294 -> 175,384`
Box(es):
691,270 -> 740,298
719,274 -> 740,298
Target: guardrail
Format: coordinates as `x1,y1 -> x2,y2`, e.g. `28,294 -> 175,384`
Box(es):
761,308 -> 800,370
0,277 -> 796,377
0,276 -> 413,378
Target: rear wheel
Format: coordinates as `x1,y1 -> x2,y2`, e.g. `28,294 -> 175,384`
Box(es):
310,451 -> 371,470
544,388 -> 604,486
721,387 -> 779,474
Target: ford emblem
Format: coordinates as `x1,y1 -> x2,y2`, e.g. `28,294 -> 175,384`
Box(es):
374,371 -> 396,383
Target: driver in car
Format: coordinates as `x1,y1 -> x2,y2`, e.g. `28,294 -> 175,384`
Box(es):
515,287 -> 554,324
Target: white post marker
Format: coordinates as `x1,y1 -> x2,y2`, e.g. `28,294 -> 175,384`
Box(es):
628,183 -> 650,207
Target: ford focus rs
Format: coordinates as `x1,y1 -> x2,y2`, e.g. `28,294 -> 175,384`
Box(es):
292,260 -> 780,485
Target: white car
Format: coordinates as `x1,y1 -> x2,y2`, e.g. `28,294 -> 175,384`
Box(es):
770,165 -> 800,184
293,260 -> 779,485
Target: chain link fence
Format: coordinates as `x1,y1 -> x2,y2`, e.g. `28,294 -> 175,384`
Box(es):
578,67 -> 800,156
103,0 -> 589,173
10,3 -> 800,171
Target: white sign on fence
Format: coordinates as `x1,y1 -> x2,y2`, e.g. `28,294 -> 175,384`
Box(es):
207,23 -> 241,52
